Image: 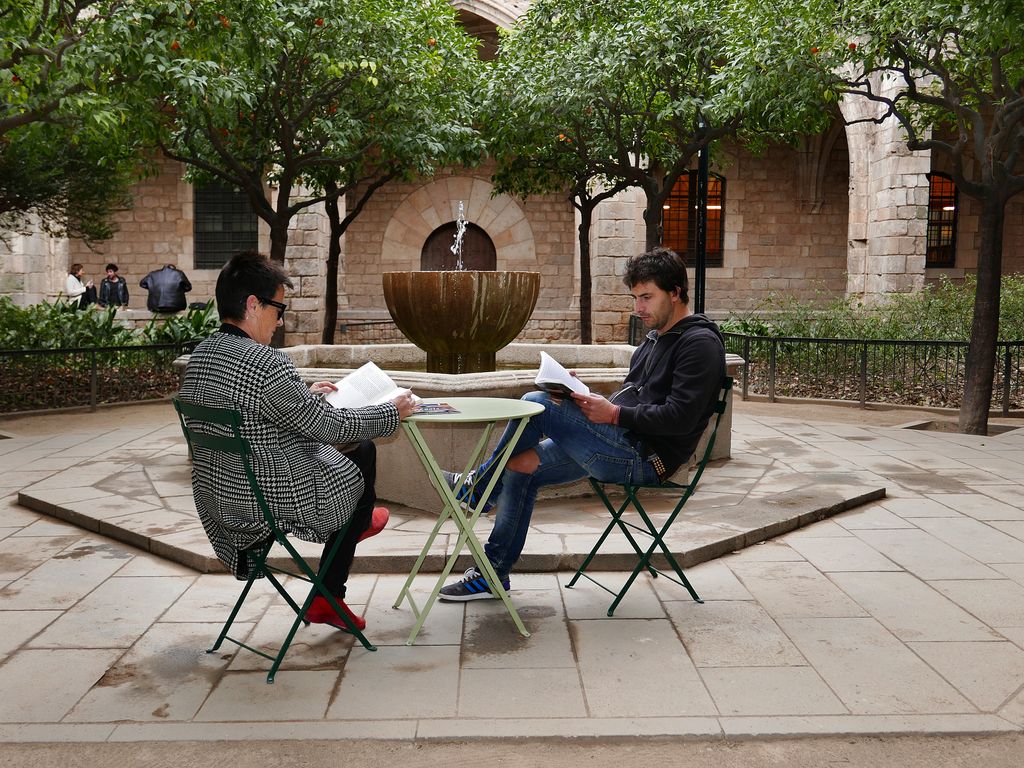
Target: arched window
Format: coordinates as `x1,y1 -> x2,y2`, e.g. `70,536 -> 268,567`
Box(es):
926,172 -> 958,268
421,222 -> 496,270
661,171 -> 725,268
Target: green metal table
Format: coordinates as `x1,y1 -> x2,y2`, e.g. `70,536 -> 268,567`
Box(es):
393,396 -> 545,645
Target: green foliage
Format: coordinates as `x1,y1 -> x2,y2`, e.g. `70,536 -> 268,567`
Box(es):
140,302 -> 220,344
0,297 -> 218,350
485,0 -> 833,248
116,0 -> 483,216
0,1 -> 145,242
721,276 -> 1024,341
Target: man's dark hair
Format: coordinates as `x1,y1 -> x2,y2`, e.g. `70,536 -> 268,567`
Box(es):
105,263 -> 118,272
622,246 -> 689,304
216,251 -> 293,321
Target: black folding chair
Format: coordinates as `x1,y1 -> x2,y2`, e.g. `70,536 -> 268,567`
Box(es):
172,397 -> 375,683
566,378 -> 733,616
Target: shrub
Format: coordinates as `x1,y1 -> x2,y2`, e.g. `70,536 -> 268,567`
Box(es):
0,297 -> 218,349
721,275 -> 1024,341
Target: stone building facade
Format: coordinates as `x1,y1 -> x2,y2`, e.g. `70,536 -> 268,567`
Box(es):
2,0 -> 1022,345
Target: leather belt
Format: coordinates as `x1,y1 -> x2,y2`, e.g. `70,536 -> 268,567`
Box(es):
649,453 -> 668,482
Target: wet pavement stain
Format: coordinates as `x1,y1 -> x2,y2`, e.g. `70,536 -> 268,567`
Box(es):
462,604 -> 556,657
53,542 -> 132,560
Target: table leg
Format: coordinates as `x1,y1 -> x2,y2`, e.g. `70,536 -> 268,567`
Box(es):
397,414 -> 536,644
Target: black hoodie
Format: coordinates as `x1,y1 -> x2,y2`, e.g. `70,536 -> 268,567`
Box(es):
616,313 -> 726,477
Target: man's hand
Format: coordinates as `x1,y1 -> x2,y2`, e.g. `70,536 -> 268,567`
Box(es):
391,391 -> 419,420
571,392 -> 620,425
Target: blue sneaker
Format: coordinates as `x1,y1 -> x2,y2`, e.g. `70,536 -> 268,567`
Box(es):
442,469 -> 496,513
438,567 -> 510,602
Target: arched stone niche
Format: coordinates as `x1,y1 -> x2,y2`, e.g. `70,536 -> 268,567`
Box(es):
380,176 -> 536,272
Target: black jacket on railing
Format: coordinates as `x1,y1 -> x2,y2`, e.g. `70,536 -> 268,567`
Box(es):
140,265 -> 191,313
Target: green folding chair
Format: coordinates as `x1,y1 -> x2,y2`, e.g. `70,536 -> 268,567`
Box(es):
566,377 -> 733,616
172,397 -> 375,683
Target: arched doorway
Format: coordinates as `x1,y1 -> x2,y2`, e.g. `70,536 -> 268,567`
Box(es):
420,222 -> 497,270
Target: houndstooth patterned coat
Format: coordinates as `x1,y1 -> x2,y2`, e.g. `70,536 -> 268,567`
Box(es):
178,327 -> 399,578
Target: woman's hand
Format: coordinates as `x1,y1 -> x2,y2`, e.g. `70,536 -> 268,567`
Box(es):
391,391 -> 419,420
309,381 -> 338,397
571,392 -> 620,425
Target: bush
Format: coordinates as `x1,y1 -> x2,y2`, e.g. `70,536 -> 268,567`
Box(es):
721,275 -> 1024,341
0,297 -> 218,350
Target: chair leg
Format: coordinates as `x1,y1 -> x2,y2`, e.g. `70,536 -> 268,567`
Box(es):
207,550 -> 267,654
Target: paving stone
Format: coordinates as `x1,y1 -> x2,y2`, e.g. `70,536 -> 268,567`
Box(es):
196,670 -> 337,721
458,667 -> 587,718
851,528 -> 1001,580
571,618 -> 716,717
930,579 -> 1024,627
0,649 -> 123,722
907,640 -> 1024,711
463,583 -> 575,668
829,571 -> 1000,642
783,535 -> 901,572
833,504 -> 916,530
727,560 -> 867,619
779,617 -> 973,714
700,666 -> 847,716
0,609 -> 61,659
653,559 -> 753,601
911,516 -> 1024,564
0,536 -> 133,610
666,599 -> 805,667
328,644 -> 460,720
923,493 -> 1024,521
31,574 -> 193,649
65,621 -> 237,722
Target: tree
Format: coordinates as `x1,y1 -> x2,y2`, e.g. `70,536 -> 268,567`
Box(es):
120,0 -> 481,341
791,0 -> 1024,434
483,0 -> 828,340
1,1 -> 140,243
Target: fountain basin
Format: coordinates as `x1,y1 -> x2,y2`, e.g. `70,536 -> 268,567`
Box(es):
279,343 -> 743,511
382,271 -> 540,373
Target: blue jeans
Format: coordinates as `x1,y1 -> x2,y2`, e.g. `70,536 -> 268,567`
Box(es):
474,391 -> 659,579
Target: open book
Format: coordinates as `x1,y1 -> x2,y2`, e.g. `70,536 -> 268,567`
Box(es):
535,351 -> 590,396
325,361 -> 416,409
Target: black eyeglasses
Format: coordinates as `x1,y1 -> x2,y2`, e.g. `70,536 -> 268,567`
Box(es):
257,296 -> 287,320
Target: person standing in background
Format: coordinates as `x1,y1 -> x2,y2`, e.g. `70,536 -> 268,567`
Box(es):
98,263 -> 130,309
140,264 -> 192,313
64,264 -> 95,309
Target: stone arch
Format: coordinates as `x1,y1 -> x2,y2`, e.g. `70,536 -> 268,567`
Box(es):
450,0 -> 520,30
381,177 -> 536,272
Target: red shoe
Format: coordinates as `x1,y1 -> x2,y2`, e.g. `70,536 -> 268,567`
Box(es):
306,595 -> 366,632
358,506 -> 389,542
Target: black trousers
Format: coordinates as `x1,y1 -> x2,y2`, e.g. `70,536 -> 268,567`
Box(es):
319,440 -> 377,597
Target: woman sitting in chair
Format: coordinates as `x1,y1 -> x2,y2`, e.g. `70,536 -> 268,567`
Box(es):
178,251 -> 417,631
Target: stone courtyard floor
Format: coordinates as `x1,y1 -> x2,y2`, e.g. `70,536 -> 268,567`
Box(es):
1,400 -> 1024,744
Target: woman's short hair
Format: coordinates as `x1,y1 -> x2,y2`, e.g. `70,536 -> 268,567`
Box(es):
216,251 -> 293,321
69,263 -> 83,275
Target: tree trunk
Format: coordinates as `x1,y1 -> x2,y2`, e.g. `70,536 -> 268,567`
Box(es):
322,182 -> 341,344
577,202 -> 594,344
642,196 -> 661,251
958,197 -> 1006,434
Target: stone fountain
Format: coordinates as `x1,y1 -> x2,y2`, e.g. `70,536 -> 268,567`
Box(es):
381,202 -> 540,374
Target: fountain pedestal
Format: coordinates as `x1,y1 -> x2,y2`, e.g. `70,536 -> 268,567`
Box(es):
382,271 -> 540,374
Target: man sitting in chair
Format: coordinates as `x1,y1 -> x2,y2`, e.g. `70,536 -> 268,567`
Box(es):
438,246 -> 726,601
179,251 -> 417,630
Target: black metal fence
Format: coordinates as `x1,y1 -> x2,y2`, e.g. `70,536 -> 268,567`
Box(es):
0,342 -> 199,414
336,320 -> 407,345
722,333 -> 1024,414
